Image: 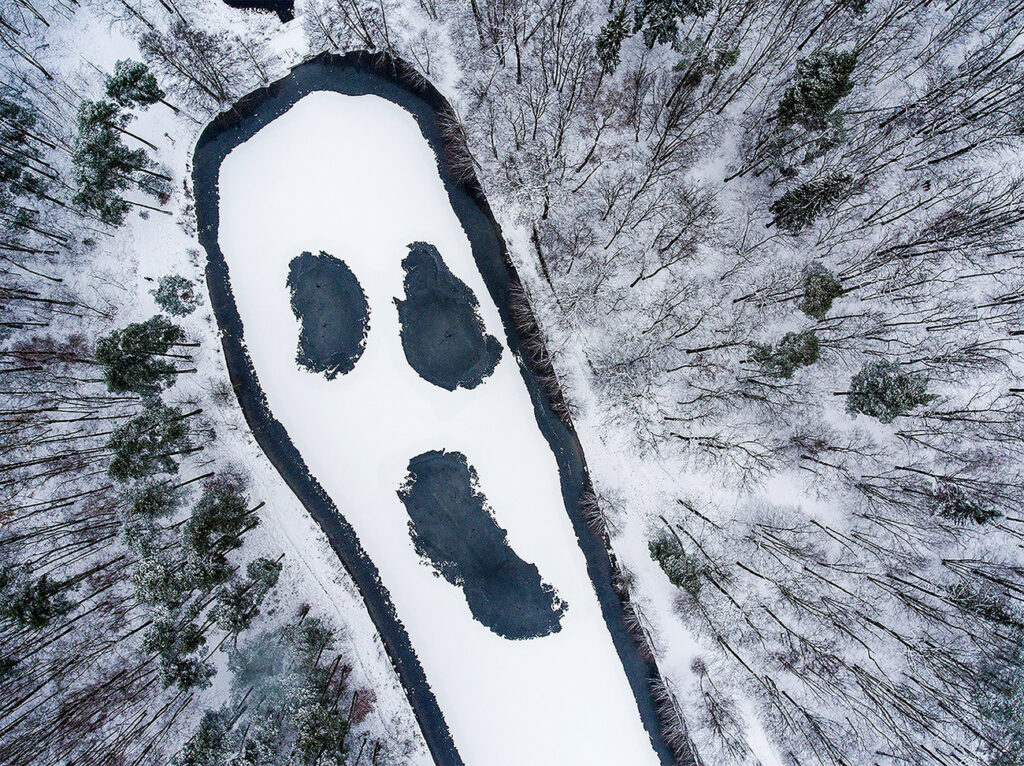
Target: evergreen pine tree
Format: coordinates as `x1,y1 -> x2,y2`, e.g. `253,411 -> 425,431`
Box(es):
182,478 -> 255,590
151,274 -> 201,316
176,616 -> 361,765
172,711 -> 229,766
932,482 -> 1000,525
246,556 -> 282,592
0,92 -> 49,203
293,689 -> 350,765
127,481 -> 182,519
72,100 -> 153,225
799,262 -> 843,319
107,400 -> 191,482
142,618 -> 214,691
633,0 -> 713,49
777,50 -> 857,131
976,636 -> 1024,766
119,516 -> 162,559
0,654 -> 17,684
770,172 -> 852,234
105,60 -> 165,110
0,564 -> 74,630
649,533 -> 703,595
211,557 -> 281,637
210,582 -> 254,637
288,615 -> 335,658
131,551 -> 189,608
840,0 -> 869,14
750,330 -> 820,378
845,360 -> 933,422
596,7 -> 631,73
95,315 -> 185,395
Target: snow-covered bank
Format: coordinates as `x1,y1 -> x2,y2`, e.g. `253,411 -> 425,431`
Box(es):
213,88 -> 662,765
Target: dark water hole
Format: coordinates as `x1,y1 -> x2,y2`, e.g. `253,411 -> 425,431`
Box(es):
287,251 -> 369,379
398,450 -> 565,640
396,242 -> 502,391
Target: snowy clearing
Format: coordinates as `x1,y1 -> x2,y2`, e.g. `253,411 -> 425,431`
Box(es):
215,90 -> 661,765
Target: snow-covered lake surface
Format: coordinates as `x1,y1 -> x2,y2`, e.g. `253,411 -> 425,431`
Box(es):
215,90 -> 661,765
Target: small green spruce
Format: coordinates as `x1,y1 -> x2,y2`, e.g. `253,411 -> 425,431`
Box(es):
105,60 -> 165,110
770,172 -> 852,234
72,100 -> 150,225
0,92 -> 49,203
0,564 -> 74,630
932,482 -> 1000,525
751,330 -> 820,378
596,7 -> 631,72
119,516 -> 162,559
845,360 -> 933,423
172,710 -> 229,766
127,481 -> 182,519
633,0 -> 714,49
0,654 -> 18,683
293,688 -> 350,765
151,274 -> 201,316
131,551 -> 190,609
95,315 -> 185,396
777,50 -> 857,131
649,532 -> 703,595
246,557 -> 283,592
840,0 -> 870,14
107,400 -> 191,482
211,557 -> 282,637
975,636 -> 1024,766
182,478 -> 255,590
142,618 -> 214,691
176,616 -> 358,765
799,262 -> 843,319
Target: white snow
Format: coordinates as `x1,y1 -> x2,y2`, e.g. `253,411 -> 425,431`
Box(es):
216,91 -> 661,766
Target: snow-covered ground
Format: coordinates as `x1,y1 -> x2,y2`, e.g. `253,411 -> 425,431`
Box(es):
216,90 -> 661,765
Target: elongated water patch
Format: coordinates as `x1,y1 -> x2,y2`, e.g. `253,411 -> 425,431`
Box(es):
287,251 -> 369,379
395,242 -> 502,391
398,449 -> 566,639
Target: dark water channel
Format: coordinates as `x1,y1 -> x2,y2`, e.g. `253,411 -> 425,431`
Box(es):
193,51 -> 682,766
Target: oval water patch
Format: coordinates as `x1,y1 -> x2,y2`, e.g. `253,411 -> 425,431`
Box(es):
395,242 -> 502,390
398,449 -> 566,639
287,251 -> 369,379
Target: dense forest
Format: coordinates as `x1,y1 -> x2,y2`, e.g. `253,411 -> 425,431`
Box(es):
1,0 -> 1023,763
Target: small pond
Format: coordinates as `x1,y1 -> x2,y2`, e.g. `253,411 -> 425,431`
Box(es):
194,52 -> 678,766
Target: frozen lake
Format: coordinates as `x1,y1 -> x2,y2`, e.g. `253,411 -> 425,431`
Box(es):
195,55 -> 672,766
